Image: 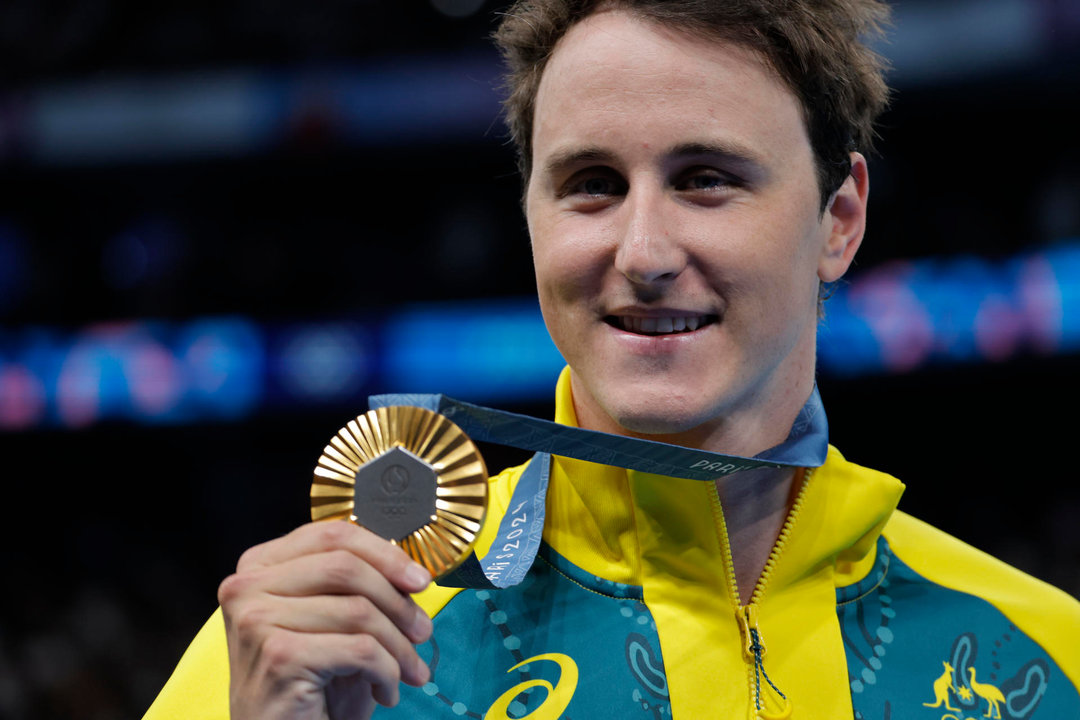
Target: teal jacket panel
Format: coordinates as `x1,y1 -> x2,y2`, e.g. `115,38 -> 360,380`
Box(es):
839,537 -> 1079,720
376,544 -> 670,720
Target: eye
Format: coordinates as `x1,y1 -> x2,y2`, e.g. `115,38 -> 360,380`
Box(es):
580,176 -> 617,196
561,169 -> 627,199
675,167 -> 739,193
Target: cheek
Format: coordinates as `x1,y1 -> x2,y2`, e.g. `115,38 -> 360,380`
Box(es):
716,225 -> 822,329
531,241 -> 573,305
530,225 -> 586,340
752,204 -> 827,292
532,220 -> 611,298
528,213 -> 559,290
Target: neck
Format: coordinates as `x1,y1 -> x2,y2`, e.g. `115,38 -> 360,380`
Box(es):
568,353 -> 817,460
715,465 -> 802,605
564,368 -> 816,604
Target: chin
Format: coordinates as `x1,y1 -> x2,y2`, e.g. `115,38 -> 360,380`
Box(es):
604,397 -> 712,437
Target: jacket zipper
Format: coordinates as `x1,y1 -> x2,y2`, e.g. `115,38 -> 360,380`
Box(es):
710,468 -> 812,720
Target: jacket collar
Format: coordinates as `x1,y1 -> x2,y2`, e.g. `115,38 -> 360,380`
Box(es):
542,367 -> 905,592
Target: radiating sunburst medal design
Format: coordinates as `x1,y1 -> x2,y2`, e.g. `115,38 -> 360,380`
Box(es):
311,405 -> 488,579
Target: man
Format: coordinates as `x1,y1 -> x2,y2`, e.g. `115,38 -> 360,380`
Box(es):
146,1 -> 1080,718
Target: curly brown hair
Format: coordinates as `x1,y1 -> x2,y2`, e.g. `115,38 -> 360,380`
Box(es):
494,0 -> 891,210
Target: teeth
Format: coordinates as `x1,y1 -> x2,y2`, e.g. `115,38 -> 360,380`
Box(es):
617,316 -> 707,335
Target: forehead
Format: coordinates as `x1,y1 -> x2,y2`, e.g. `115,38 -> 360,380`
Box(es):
531,10 -> 811,172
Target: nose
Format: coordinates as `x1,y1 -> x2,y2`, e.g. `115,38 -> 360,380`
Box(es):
613,188 -> 687,286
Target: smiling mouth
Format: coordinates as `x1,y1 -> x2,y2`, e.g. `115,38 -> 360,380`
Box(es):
605,314 -> 718,336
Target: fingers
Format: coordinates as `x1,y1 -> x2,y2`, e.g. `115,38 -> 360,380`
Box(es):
238,521 -> 432,594
222,547 -> 433,645
220,520 -> 436,720
278,592 -> 433,651
258,628 -> 405,708
233,593 -> 431,686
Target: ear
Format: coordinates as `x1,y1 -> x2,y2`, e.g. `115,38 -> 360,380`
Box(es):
818,152 -> 869,283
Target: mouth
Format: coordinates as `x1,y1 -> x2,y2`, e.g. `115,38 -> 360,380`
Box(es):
604,314 -> 719,336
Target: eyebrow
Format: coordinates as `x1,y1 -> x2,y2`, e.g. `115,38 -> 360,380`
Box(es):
667,141 -> 767,179
539,140 -> 767,182
540,146 -> 617,180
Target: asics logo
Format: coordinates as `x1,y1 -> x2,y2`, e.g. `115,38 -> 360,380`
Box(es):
484,653 -> 579,720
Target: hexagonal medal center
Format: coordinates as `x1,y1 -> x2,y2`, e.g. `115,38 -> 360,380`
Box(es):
352,446 -> 437,541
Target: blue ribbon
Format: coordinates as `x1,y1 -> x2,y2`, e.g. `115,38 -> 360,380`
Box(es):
369,389 -> 827,588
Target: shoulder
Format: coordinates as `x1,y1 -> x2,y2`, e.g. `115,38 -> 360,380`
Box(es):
412,459 -> 531,616
485,458 -> 532,516
882,510 -> 1080,686
882,510 -> 1080,627
143,608 -> 230,720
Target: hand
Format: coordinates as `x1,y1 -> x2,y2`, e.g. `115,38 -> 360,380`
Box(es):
218,521 -> 434,720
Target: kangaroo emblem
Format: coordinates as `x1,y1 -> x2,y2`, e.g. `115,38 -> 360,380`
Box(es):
968,667 -> 1006,719
923,661 -> 960,711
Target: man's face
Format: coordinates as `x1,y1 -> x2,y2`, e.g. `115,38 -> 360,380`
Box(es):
525,11 -> 865,453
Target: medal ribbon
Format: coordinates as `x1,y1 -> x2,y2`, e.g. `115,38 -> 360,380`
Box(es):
369,388 -> 827,588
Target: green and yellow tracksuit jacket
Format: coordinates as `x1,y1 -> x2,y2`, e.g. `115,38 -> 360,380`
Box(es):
146,373 -> 1080,719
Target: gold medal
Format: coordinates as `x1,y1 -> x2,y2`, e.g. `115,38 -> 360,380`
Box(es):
311,405 -> 488,579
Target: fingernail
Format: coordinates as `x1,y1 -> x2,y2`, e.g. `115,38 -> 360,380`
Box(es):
405,563 -> 431,589
412,606 -> 433,641
416,656 -> 431,684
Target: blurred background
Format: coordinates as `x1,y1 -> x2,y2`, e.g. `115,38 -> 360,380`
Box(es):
0,0 -> 1078,717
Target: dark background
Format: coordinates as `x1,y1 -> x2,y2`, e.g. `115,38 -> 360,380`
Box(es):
0,1 -> 1078,718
